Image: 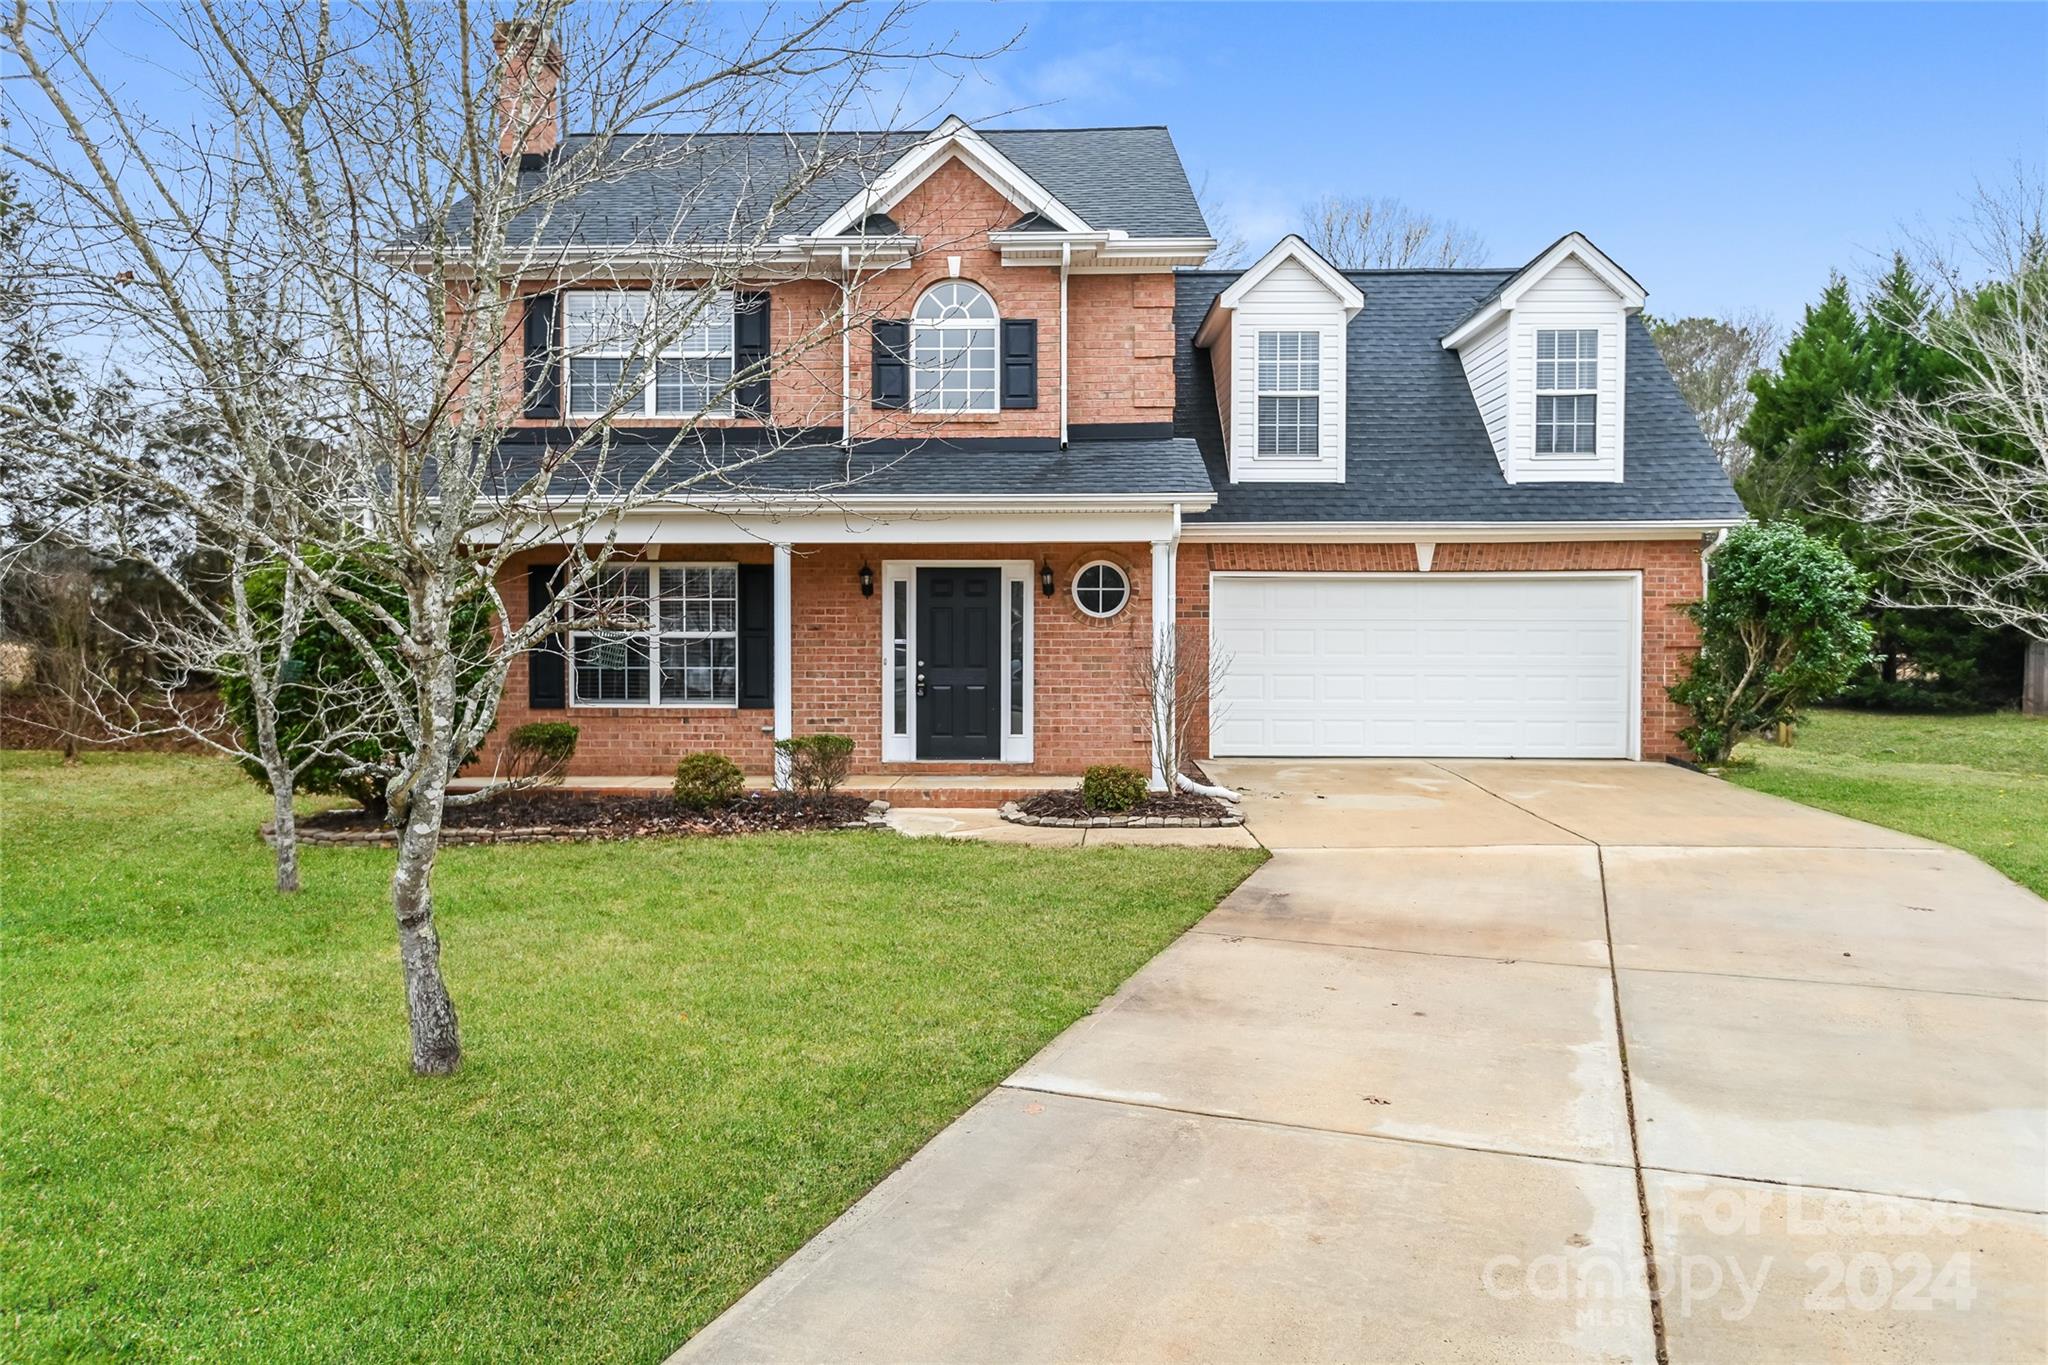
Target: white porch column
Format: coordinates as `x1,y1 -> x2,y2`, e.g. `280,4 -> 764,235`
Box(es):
772,543 -> 794,790
1149,538 -> 1175,792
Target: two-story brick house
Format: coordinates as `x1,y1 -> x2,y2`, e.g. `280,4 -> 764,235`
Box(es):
474,30 -> 1743,788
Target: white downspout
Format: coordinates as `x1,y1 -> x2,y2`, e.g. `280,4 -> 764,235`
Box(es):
1149,536 -> 1173,792
772,543 -> 794,789
1059,241 -> 1070,449
839,247 -> 852,447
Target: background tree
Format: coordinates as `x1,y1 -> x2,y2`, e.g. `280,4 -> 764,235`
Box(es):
1671,521 -> 1874,765
1299,193 -> 1486,269
1647,310 -> 1779,478
1856,182 -> 2048,647
4,0 -> 981,1075
1736,276 -> 1876,531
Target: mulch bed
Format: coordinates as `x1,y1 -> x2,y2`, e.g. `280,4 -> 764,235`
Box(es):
1009,789 -> 1241,828
284,790 -> 883,846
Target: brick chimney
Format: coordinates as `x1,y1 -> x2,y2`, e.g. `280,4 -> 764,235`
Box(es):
493,20 -> 562,162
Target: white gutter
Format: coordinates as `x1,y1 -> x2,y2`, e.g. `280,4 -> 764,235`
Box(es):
1059,242 -> 1071,449
1178,518 -> 1745,544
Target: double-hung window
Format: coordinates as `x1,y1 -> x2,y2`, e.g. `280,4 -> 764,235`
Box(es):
563,289 -> 735,419
1256,330 -> 1320,456
1535,328 -> 1598,454
569,564 -> 739,706
910,281 -> 997,413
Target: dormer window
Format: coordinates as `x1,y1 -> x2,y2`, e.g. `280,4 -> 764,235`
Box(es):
1534,328 -> 1598,455
911,281 -> 998,413
1256,331 -> 1320,457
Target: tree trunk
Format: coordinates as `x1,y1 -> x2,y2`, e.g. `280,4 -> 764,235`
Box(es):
269,780 -> 301,893
390,628 -> 462,1076
254,700 -> 301,893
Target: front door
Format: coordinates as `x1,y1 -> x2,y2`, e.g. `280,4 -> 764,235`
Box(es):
916,567 -> 1002,760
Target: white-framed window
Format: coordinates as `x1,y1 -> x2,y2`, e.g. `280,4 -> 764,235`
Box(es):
1256,330 -> 1320,456
563,289 -> 735,419
1535,328 -> 1598,455
910,281 -> 997,414
569,564 -> 738,707
1072,561 -> 1130,618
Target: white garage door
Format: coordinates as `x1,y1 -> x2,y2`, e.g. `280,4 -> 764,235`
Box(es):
1210,574 -> 1638,759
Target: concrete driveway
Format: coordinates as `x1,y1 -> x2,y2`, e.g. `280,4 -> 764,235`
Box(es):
677,761 -> 2048,1364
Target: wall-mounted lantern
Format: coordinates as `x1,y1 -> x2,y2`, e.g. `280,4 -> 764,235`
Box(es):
858,561 -> 875,598
1039,560 -> 1055,598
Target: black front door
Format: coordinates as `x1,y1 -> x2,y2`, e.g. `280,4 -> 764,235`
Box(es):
916,567 -> 1002,760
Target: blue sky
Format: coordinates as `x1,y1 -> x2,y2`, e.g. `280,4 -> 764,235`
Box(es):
874,1 -> 2047,327
48,1 -> 2047,332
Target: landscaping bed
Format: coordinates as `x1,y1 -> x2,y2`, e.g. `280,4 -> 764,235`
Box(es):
1006,789 -> 1242,828
283,790 -> 886,845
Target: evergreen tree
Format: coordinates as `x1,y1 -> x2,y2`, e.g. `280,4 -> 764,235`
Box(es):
1736,276 -> 1878,535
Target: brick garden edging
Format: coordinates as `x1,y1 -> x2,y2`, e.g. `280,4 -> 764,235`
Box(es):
997,800 -> 1244,829
263,800 -> 893,847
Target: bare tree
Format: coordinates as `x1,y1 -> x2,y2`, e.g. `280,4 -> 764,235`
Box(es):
1193,171 -> 1250,269
1300,193 -> 1486,270
1855,180 -> 2047,641
4,0 -> 982,1074
1648,311 -> 1780,479
1129,622 -> 1230,795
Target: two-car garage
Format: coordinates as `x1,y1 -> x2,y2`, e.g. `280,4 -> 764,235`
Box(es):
1207,573 -> 1641,760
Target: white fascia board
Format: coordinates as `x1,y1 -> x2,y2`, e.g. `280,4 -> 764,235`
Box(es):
1442,231 -> 1648,351
1179,518 -> 1742,544
998,233 -> 1216,272
1216,235 -> 1364,316
810,117 -> 1094,237
391,243 -> 826,279
1192,295 -> 1230,349
481,499 -> 1207,547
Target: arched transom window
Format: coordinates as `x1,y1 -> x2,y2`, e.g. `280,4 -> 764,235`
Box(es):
910,281 -> 998,414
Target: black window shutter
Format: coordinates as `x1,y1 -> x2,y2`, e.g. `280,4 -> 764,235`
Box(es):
526,563 -> 566,709
871,319 -> 909,409
1000,318 -> 1038,409
522,293 -> 560,419
737,564 -> 774,710
734,290 -> 771,419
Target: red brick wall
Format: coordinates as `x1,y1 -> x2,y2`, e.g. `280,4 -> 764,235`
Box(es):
474,541 -> 1156,779
1174,540 -> 1706,761
495,157 -> 1178,439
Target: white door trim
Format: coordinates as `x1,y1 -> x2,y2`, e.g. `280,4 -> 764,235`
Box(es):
1207,569 -> 1644,761
881,559 -> 1035,764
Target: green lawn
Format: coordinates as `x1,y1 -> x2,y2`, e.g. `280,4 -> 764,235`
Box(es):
1,753 -> 1261,1362
1728,708 -> 2048,895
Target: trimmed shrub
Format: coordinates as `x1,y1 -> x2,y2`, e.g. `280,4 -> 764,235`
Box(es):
503,722 -> 578,792
775,733 -> 856,794
672,751 -> 745,810
1081,763 -> 1149,813
1670,521 -> 1874,764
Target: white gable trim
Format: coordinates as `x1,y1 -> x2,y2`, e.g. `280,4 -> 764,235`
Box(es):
809,115 -> 1094,238
1440,231 -> 1646,351
1216,235 -> 1363,316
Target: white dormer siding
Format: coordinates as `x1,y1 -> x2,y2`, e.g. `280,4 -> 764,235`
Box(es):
1195,235 -> 1364,485
1457,315 -> 1511,472
1443,233 -> 1645,486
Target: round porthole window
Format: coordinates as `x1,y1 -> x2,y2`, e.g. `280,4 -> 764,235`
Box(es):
1072,561 -> 1131,618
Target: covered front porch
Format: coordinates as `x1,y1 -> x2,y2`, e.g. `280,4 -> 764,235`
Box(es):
474,497 -> 1196,790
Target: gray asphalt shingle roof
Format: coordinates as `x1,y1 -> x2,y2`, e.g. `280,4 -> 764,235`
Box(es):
486,432 -> 1213,501
1174,268 -> 1746,525
460,125 -> 1208,247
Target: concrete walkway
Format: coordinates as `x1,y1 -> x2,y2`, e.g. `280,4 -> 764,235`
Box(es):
677,760 -> 2048,1364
